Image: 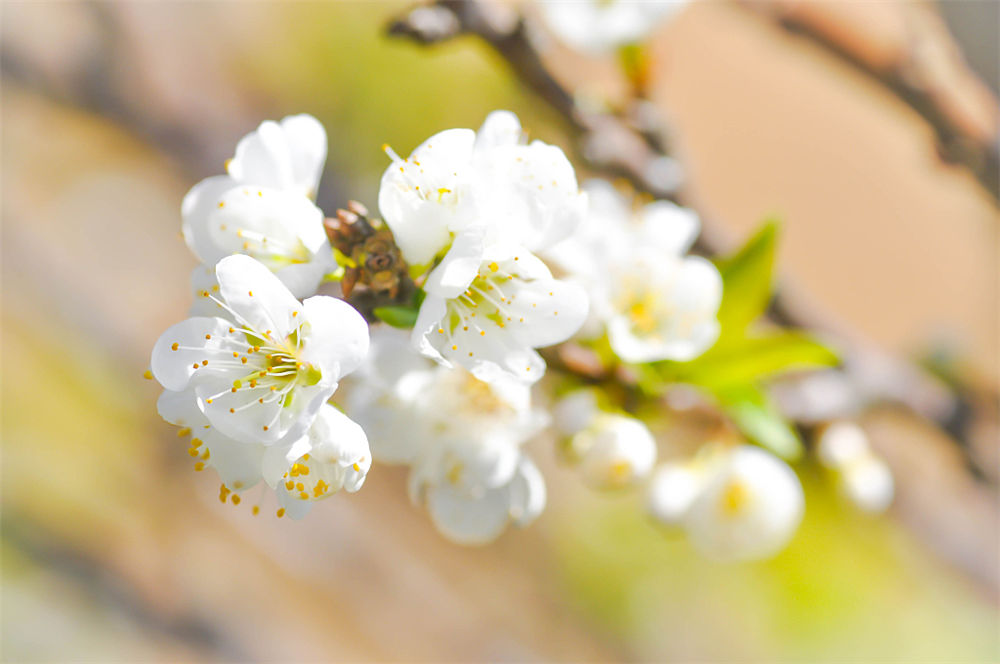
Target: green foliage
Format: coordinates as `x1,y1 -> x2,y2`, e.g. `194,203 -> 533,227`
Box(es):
650,220 -> 839,459
713,219 -> 778,345
373,305 -> 419,329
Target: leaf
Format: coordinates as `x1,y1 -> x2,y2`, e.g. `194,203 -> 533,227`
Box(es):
715,385 -> 803,460
714,219 -> 779,343
659,330 -> 839,390
373,306 -> 419,329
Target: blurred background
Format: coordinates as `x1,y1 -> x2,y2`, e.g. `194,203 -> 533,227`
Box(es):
2,1 -> 998,661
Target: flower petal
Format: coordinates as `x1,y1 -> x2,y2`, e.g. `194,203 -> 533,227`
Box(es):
423,229 -> 485,299
182,175 -> 239,264
299,296 -> 370,380
150,317 -> 238,392
425,483 -> 512,545
216,254 -> 301,338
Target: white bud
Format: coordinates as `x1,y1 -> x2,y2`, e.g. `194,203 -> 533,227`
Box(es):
647,462 -> 704,525
572,414 -> 657,489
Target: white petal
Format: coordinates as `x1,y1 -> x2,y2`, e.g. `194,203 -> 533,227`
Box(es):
423,229 -> 486,298
203,433 -> 266,490
638,201 -> 700,256
300,296 -> 370,379
647,462 -> 704,525
508,457 -> 546,527
181,175 -> 239,264
157,388 -> 208,427
425,483 -> 512,545
188,265 -> 228,318
506,277 -> 589,350
378,128 -> 475,267
150,317 -> 237,392
228,114 -> 327,197
216,254 -> 300,337
474,110 -> 522,152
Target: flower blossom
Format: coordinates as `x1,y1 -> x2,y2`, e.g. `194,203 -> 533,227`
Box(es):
553,390 -> 657,489
544,179 -> 722,363
378,110 -> 586,268
379,111 -> 589,383
182,114 -> 336,299
647,445 -> 804,561
151,254 -> 369,446
817,421 -> 893,513
413,242 -> 588,384
347,328 -> 547,544
537,0 -> 689,55
159,389 -> 370,519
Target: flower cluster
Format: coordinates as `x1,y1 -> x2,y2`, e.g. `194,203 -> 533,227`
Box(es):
544,179 -> 722,363
380,111 -> 589,384
148,110 -> 827,561
151,117 -> 371,518
347,328 -> 548,543
537,0 -> 689,55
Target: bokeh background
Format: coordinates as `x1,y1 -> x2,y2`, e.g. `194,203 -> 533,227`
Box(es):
2,1 -> 998,661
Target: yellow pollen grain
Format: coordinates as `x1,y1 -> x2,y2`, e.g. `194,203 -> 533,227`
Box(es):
206,398 -> 213,404
296,482 -> 305,491
229,408 -> 235,413
276,508 -> 286,518
452,345 -> 457,351
232,494 -> 241,505
188,448 -> 199,457
177,428 -> 192,438
299,491 -> 309,500
190,438 -> 202,448
248,290 -> 253,297
285,480 -> 295,490
171,343 -> 179,351
205,334 -> 212,340
293,311 -> 298,317
241,357 -> 248,364
353,463 -> 361,472
488,262 -> 499,272
217,201 -> 225,208
143,370 -> 153,380
262,425 -> 269,431
194,462 -> 205,471
252,506 -> 260,515
192,363 -> 199,370
202,360 -> 208,366
480,330 -> 485,336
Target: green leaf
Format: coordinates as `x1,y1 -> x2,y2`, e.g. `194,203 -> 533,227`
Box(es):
715,385 -> 803,460
373,306 -> 419,329
714,219 -> 779,342
659,330 -> 839,390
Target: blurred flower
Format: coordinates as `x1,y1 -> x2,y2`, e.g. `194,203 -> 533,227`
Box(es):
182,114 -> 336,298
648,445 -> 804,561
347,328 -> 548,543
817,421 -> 894,513
554,389 -> 657,489
537,0 -> 688,55
151,255 -> 369,446
378,110 -> 586,268
544,180 -> 721,362
413,241 -> 588,384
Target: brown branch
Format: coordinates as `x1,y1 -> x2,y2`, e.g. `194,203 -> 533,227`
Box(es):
739,0 -> 999,202
388,0 -> 999,596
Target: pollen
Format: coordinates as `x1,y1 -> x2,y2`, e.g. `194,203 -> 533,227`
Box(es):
205,334 -> 212,340
276,508 -> 286,518
451,345 -> 457,351
488,262 -> 499,272
171,343 -> 179,351
194,462 -> 205,471
229,327 -> 235,333
192,363 -> 200,369
177,428 -> 192,438
217,201 -> 225,208
232,494 -> 241,505
352,463 -> 361,472
201,360 -> 208,366
248,290 -> 253,297
480,330 -> 485,336
262,425 -> 269,431
188,448 -> 199,457
252,506 -> 260,516
143,370 -> 153,380
190,438 -> 202,448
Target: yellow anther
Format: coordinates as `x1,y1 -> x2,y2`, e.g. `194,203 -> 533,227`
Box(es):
143,370 -> 153,380
248,290 -> 253,297
276,508 -> 286,518
190,438 -> 202,448
285,480 -> 295,490
171,343 -> 179,351
205,334 -> 212,340
194,462 -> 205,471
217,201 -> 225,208
177,427 -> 192,438
352,463 -> 361,472
252,506 -> 260,516
188,448 -> 199,457
296,483 -> 305,491
488,262 -> 499,272
232,494 -> 241,505
299,491 -> 309,500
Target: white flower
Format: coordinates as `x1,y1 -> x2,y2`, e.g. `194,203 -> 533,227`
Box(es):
263,404 -> 371,519
817,422 -> 893,513
412,242 -> 588,384
182,114 -> 336,298
159,388 -> 370,519
346,328 -> 548,543
151,254 -> 369,446
378,110 -> 586,268
682,445 -> 804,562
646,462 -> 703,526
553,390 -> 656,489
544,180 -> 721,363
537,0 -> 689,55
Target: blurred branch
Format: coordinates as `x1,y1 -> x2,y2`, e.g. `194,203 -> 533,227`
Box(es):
739,0 -> 999,202
388,0 -> 999,597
